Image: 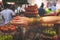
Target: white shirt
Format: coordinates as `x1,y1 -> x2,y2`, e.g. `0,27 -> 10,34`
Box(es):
17,6 -> 25,13
1,9 -> 15,24
17,6 -> 21,11
51,6 -> 56,11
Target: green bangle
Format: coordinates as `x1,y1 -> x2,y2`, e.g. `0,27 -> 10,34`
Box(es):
36,17 -> 40,23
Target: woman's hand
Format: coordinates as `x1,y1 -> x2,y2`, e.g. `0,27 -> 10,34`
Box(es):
10,16 -> 30,26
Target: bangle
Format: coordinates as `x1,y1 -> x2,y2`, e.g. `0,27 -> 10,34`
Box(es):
36,17 -> 40,23
29,18 -> 34,23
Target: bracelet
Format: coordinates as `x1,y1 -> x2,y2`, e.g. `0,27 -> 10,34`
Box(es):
29,18 -> 34,24
36,17 -> 40,23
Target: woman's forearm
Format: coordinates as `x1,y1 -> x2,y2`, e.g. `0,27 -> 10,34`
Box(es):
40,16 -> 60,24
29,16 -> 60,24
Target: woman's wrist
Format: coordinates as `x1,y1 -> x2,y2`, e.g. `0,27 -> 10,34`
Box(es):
29,18 -> 34,23
36,16 -> 41,23
29,18 -> 37,24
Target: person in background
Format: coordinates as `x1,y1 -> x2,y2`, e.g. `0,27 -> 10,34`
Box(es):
17,5 -> 21,15
45,7 -> 52,14
0,4 -> 15,24
17,5 -> 25,15
51,4 -> 56,11
38,3 -> 46,17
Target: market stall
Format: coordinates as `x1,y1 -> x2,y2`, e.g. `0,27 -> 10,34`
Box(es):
0,0 -> 60,40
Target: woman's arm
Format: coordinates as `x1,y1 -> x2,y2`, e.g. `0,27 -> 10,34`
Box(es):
40,16 -> 60,24
10,16 -> 60,26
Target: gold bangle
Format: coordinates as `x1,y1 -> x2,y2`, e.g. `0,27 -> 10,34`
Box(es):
29,18 -> 34,23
